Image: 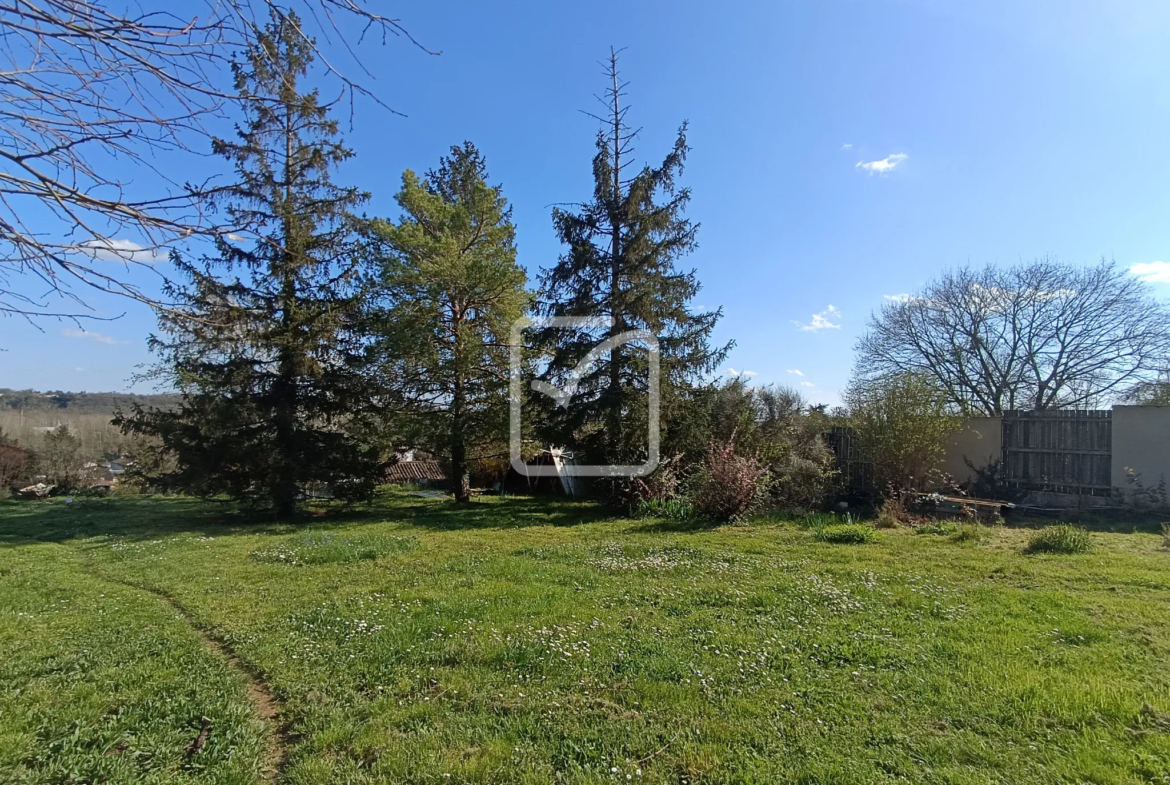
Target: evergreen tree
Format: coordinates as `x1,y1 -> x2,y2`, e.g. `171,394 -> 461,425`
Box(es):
537,48 -> 730,465
117,12 -> 379,518
372,143 -> 529,502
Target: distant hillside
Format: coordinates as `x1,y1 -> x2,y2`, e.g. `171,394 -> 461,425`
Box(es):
0,388 -> 179,415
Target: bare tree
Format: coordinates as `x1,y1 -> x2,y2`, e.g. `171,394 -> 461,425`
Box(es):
856,259 -> 1170,414
0,0 -> 433,320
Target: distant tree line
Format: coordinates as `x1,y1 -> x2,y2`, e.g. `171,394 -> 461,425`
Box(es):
0,389 -> 178,416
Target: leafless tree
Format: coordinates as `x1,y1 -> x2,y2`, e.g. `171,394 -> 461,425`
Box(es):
0,0 -> 433,320
856,259 -> 1170,414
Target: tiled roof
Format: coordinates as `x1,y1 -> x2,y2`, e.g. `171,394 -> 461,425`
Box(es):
383,460 -> 448,483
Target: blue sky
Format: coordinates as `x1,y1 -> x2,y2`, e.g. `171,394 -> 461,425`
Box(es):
6,0 -> 1170,404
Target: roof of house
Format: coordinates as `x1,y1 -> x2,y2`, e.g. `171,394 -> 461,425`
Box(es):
383,460 -> 448,483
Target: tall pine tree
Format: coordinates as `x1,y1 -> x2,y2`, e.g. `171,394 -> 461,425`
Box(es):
538,48 -> 730,466
118,12 -> 379,518
372,143 -> 529,502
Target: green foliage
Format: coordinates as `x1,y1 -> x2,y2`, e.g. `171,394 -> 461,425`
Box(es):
36,424 -> 83,488
813,522 -> 878,544
251,531 -> 417,566
844,372 -> 961,495
1025,524 -> 1093,554
631,496 -> 694,521
0,388 -> 178,415
682,381 -> 836,509
535,50 -> 728,467
371,143 -> 529,502
116,13 -> 380,517
796,512 -> 849,529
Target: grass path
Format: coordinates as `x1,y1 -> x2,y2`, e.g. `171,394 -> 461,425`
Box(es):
2,491 -> 1170,783
94,571 -> 291,781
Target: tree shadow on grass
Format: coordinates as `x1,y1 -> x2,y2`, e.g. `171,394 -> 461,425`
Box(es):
0,490 -> 612,547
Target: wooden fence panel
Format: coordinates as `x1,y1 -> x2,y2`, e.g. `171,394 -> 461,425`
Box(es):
826,426 -> 871,495
1000,410 -> 1112,496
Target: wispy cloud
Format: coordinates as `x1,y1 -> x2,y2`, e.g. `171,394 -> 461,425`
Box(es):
856,153 -> 907,175
793,305 -> 841,332
62,328 -> 127,345
72,238 -> 167,264
884,293 -> 912,302
786,369 -> 804,376
726,368 -> 758,378
800,381 -> 815,388
1131,261 -> 1170,284
841,143 -> 852,150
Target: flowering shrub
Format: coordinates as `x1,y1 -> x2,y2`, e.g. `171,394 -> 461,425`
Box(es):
690,433 -> 771,522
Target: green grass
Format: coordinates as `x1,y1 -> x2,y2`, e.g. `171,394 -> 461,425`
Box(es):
1024,523 -> 1094,555
812,522 -> 878,544
1,490 -> 1169,784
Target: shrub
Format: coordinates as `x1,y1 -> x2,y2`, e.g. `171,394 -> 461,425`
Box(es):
690,433 -> 771,522
1162,522 -> 1170,550
843,372 -> 961,496
814,522 -> 877,544
1024,524 -> 1092,555
616,455 -> 686,510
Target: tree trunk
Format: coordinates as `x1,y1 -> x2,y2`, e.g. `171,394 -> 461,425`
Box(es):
607,51 -> 624,465
272,99 -> 299,521
451,376 -> 470,503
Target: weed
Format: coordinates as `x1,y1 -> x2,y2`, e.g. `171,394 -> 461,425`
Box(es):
814,522 -> 878,544
1024,524 -> 1093,555
631,497 -> 695,521
948,523 -> 987,544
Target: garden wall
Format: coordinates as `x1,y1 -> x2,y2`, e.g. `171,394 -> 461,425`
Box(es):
1110,406 -> 1170,492
940,416 -> 1001,486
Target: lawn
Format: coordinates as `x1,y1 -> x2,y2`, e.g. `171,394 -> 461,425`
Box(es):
1,490 -> 1169,784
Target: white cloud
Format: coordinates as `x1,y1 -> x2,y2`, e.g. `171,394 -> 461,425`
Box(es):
726,368 -> 758,378
1131,261 -> 1170,284
73,238 -> 167,264
841,143 -> 853,150
62,328 -> 127,345
793,305 -> 842,332
786,369 -> 804,376
884,293 -> 912,302
800,381 -> 815,388
856,153 -> 908,175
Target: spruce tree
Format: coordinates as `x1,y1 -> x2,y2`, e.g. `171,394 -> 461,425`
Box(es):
117,12 -> 379,518
372,143 -> 529,502
538,48 -> 730,466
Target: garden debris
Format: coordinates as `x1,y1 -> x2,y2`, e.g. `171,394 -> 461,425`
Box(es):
184,717 -> 212,757
16,483 -> 54,499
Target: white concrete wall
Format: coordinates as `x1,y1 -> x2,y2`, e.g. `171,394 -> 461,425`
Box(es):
940,416 -> 1002,486
1111,405 -> 1170,492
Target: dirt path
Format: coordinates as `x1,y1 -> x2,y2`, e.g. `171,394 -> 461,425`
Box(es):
87,565 -> 290,781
